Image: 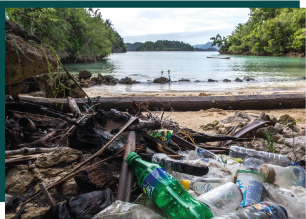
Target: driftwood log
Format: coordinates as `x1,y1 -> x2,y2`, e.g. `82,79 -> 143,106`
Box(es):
19,93 -> 306,112
67,96 -> 82,118
117,131 -> 136,202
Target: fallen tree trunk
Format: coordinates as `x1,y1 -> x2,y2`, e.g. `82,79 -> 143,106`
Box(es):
19,93 -> 306,112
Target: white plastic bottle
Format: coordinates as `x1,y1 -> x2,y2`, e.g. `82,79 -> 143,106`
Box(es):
259,164 -> 306,188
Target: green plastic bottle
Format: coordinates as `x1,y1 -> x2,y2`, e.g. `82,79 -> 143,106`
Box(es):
126,152 -> 214,219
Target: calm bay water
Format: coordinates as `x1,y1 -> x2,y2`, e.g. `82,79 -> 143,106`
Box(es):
64,51 -> 305,93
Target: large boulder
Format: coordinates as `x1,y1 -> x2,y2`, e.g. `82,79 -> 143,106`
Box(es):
79,70 -> 92,80
153,77 -> 170,84
5,20 -> 58,86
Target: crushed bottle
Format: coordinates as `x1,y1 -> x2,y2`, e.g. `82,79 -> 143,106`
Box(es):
213,202 -> 288,219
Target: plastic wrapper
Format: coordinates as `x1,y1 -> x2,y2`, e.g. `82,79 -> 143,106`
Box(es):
263,183 -> 306,219
148,129 -> 173,144
93,200 -> 164,219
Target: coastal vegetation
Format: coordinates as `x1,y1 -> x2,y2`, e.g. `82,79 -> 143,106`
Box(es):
5,8 -> 126,63
211,8 -> 305,56
125,42 -> 144,51
136,40 -> 194,51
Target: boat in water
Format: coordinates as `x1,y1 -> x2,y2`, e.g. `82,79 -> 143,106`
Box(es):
207,56 -> 230,59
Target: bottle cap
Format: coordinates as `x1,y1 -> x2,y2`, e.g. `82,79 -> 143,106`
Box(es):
180,179 -> 191,190
125,152 -> 141,165
259,164 -> 276,183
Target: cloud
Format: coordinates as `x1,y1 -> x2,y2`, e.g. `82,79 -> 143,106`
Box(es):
98,8 -> 250,44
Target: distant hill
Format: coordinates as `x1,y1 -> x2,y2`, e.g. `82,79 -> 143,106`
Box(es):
125,42 -> 143,51
136,40 -> 194,51
193,42 -> 219,51
194,47 -> 218,51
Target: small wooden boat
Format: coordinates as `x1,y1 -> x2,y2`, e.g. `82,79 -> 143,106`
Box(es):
207,56 -> 230,59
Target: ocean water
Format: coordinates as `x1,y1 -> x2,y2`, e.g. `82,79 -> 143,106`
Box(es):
64,51 -> 305,93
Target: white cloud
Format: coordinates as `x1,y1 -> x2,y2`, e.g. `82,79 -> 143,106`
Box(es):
97,8 -> 250,45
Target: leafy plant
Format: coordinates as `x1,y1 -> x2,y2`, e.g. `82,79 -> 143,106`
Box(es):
264,130 -> 275,153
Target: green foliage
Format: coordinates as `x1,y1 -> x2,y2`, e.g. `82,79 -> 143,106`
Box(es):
5,8 -> 126,62
136,40 -> 194,51
264,131 -> 275,153
212,8 -> 305,56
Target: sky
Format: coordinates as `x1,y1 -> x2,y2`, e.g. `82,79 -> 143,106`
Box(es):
97,8 -> 251,45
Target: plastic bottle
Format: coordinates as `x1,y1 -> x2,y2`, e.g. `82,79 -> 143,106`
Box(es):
196,182 -> 243,217
242,157 -> 264,172
180,177 -> 224,195
126,152 -> 214,219
212,202 -> 288,219
229,146 -> 292,167
259,164 -> 306,188
151,153 -> 209,176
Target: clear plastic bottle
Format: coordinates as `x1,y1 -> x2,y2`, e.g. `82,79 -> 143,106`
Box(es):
180,177 -> 224,195
196,182 -> 243,217
126,152 -> 214,219
151,153 -> 209,176
259,164 -> 306,188
229,146 -> 292,167
213,202 -> 288,219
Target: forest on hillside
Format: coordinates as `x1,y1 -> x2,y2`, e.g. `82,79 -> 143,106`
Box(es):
136,40 -> 194,51
5,8 -> 126,63
211,8 -> 305,56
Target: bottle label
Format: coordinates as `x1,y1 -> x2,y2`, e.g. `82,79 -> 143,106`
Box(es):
251,203 -> 283,219
193,182 -> 221,194
142,168 -> 173,199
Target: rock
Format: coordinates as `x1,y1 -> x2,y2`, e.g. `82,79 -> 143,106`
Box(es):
79,70 -> 92,80
31,91 -> 46,97
274,123 -> 284,133
80,82 -> 89,88
45,72 -> 85,98
21,206 -> 50,219
271,134 -> 283,143
98,74 -> 118,85
5,166 -> 39,194
153,77 -> 170,84
220,112 -> 252,125
279,114 -> 296,126
234,78 -> 243,82
223,79 -> 231,82
5,21 -> 57,86
59,178 -> 80,196
5,83 -> 29,97
281,127 -> 301,138
243,76 -> 255,81
179,78 -> 190,82
198,92 -> 209,96
5,194 -> 19,211
119,77 -> 133,84
201,120 -> 219,131
74,162 -> 114,192
36,148 -> 82,168
208,79 -> 218,82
